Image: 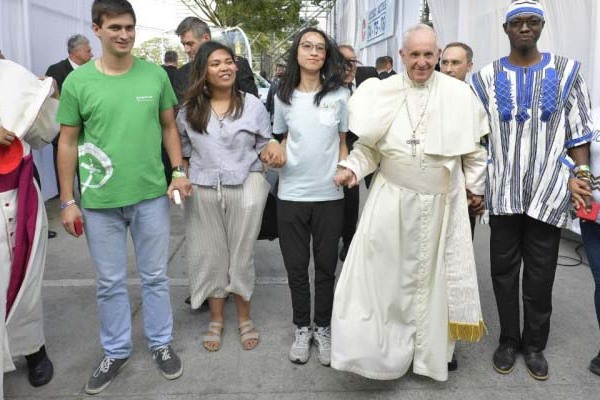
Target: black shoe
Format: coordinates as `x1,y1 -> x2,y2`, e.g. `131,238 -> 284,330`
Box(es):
152,344 -> 183,380
186,296 -> 228,311
48,230 -> 57,239
185,297 -> 210,311
339,244 -> 349,262
448,353 -> 458,371
26,346 -> 53,387
493,344 -> 517,374
589,351 -> 600,376
523,350 -> 548,381
85,356 -> 129,395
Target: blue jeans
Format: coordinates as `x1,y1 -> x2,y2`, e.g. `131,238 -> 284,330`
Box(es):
581,221 -> 600,331
82,196 -> 173,358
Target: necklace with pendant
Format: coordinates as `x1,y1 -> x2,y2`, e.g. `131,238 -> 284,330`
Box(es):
210,105 -> 227,128
404,83 -> 431,157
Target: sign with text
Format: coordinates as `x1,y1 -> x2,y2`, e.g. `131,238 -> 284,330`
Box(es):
360,0 -> 396,49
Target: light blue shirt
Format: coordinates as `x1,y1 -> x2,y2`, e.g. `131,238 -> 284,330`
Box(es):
273,87 -> 349,201
177,94 -> 272,186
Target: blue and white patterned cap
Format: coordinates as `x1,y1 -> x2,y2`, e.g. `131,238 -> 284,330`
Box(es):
505,0 -> 545,22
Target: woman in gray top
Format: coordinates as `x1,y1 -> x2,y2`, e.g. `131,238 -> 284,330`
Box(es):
177,41 -> 284,352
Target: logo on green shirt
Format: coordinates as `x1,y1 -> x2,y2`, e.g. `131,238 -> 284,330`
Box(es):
78,143 -> 114,194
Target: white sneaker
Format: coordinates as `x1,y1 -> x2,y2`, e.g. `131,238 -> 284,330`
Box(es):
314,326 -> 331,366
289,326 -> 312,364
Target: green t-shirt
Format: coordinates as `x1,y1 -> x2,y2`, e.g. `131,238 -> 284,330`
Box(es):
56,57 -> 177,208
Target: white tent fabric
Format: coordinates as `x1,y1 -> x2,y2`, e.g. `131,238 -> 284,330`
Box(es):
330,0 -> 421,69
0,0 -> 98,200
427,0 -> 600,112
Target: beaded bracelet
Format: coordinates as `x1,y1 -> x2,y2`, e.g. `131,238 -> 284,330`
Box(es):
573,164 -> 591,174
172,170 -> 187,179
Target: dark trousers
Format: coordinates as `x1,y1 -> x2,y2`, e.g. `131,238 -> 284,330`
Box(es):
364,172 -> 374,188
341,185 -> 359,246
52,138 -> 59,191
581,221 -> 600,332
277,199 -> 344,327
489,214 -> 561,352
342,132 -> 360,247
53,137 -> 81,194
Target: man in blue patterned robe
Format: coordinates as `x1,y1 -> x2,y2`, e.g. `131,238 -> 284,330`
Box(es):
471,0 -> 595,381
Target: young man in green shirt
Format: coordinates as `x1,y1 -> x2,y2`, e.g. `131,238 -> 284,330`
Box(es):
56,0 -> 192,394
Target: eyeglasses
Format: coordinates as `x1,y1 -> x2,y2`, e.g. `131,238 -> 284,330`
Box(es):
299,41 -> 326,53
507,18 -> 543,28
344,59 -> 358,70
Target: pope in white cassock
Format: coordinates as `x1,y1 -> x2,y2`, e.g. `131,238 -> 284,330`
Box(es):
331,24 -> 488,381
1,58 -> 59,397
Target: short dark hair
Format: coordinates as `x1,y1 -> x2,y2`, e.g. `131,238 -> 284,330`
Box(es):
164,50 -> 178,63
375,55 -> 393,69
443,42 -> 473,62
175,16 -> 211,39
92,0 -> 136,27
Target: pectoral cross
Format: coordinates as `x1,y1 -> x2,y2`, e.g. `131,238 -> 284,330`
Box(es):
404,84 -> 430,158
406,136 -> 420,156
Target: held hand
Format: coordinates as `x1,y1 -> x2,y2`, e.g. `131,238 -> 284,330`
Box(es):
467,191 -> 485,215
260,141 -> 286,168
334,167 -> 358,188
0,126 -> 16,147
569,177 -> 593,211
168,177 -> 192,203
61,204 -> 84,237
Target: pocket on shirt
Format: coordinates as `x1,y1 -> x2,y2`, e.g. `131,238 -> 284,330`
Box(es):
319,105 -> 339,126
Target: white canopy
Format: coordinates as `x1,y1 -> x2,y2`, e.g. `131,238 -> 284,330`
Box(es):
0,0 -> 98,199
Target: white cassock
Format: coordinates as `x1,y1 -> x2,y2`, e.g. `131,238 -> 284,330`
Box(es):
0,59 -> 58,398
331,71 -> 488,382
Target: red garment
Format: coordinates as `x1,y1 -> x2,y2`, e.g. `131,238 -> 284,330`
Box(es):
2,154 -> 38,316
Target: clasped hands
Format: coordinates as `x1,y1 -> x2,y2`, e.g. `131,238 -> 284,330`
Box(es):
467,189 -> 484,215
334,166 -> 358,188
260,141 -> 286,168
569,177 -> 593,211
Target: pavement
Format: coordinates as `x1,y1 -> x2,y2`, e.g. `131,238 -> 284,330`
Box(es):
4,189 -> 600,400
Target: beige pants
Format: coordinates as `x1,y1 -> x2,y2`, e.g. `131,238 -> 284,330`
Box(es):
185,172 -> 270,309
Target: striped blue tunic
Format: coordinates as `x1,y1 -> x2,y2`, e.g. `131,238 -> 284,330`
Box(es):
471,53 -> 595,228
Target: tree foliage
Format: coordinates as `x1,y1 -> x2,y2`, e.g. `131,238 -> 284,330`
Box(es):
182,0 -> 303,32
180,0 -> 333,73
132,37 -> 186,66
181,0 -> 307,70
